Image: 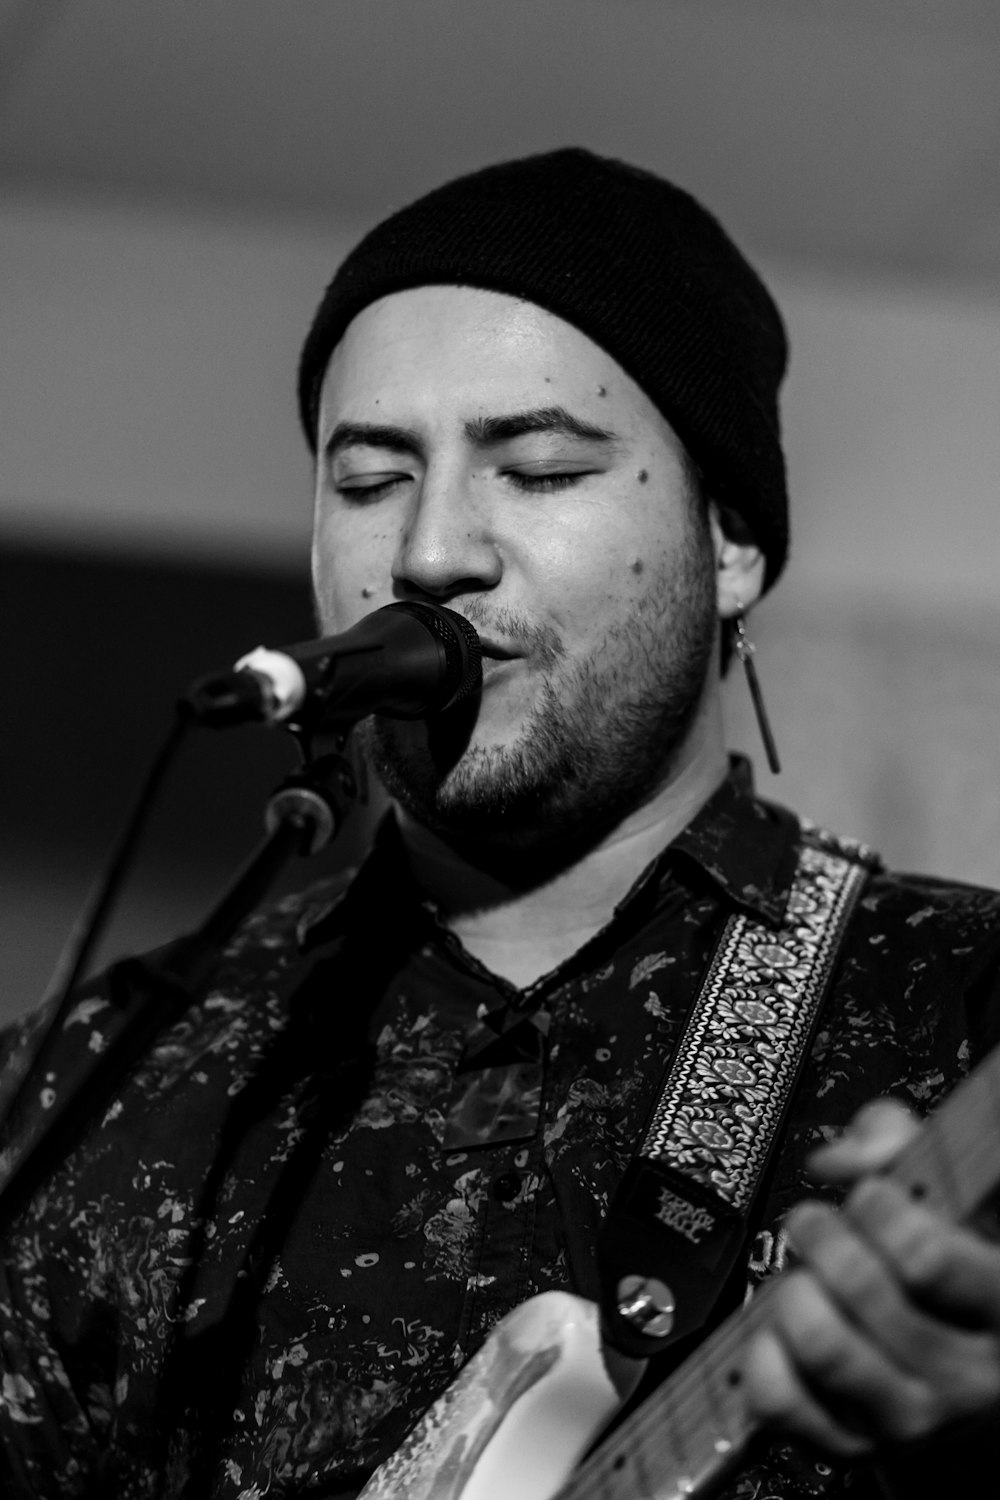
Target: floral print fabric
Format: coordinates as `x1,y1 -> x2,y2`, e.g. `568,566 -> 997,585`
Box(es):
0,763 -> 998,1498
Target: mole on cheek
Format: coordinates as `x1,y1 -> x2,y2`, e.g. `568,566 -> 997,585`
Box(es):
637,469 -> 649,484
597,386 -> 607,397
630,559 -> 644,576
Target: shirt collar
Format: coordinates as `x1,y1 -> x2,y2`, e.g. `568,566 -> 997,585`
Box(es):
299,755 -> 799,953
664,756 -> 799,927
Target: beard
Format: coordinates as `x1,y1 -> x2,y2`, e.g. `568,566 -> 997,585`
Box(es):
358,514 -> 718,853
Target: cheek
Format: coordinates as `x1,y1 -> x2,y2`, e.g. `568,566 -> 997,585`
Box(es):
532,505 -> 659,614
311,506 -> 393,631
528,546 -> 651,650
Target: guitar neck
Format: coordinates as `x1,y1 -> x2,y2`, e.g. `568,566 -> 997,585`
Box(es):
562,1045 -> 1000,1500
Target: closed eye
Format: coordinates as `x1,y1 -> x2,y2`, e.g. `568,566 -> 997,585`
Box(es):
333,466 -> 595,500
504,470 -> 594,493
335,473 -> 406,501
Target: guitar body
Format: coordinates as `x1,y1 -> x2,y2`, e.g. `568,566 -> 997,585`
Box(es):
357,1290 -> 642,1500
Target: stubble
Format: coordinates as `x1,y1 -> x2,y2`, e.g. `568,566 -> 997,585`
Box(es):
360,514 -> 718,851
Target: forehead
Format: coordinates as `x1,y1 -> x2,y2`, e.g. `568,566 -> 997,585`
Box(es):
317,285 -> 672,442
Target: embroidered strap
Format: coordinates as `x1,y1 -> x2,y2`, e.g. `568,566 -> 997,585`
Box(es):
641,839 -> 872,1211
598,827 -> 876,1357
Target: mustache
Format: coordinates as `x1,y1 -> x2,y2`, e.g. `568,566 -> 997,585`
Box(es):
455,602 -> 565,669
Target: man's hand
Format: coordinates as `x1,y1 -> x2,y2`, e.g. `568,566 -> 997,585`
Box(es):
743,1099 -> 1000,1456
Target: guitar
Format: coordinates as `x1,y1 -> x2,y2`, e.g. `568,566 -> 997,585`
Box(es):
358,1044 -> 1000,1500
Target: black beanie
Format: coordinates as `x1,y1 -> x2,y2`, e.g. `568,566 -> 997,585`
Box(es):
298,147 -> 790,588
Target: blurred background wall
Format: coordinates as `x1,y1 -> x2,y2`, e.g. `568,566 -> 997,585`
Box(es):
3,0 -> 1000,1022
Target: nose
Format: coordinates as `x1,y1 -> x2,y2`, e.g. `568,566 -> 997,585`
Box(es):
392,465 -> 502,599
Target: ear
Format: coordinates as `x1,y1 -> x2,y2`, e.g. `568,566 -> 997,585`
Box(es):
709,502 -> 766,618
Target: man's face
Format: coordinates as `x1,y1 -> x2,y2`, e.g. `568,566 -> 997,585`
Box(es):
312,285 -> 720,847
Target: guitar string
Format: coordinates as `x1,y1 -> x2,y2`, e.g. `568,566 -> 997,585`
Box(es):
565,1291 -> 770,1499
562,1051 -> 1000,1500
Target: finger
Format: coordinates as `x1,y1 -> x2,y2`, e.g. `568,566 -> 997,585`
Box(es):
845,1177 -> 1000,1330
759,1267 -> 937,1444
788,1197 -> 1000,1405
786,1200 -> 928,1371
742,1319 -> 874,1458
807,1099 -> 918,1184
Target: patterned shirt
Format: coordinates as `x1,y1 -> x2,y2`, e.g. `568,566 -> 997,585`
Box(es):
0,763 -> 998,1499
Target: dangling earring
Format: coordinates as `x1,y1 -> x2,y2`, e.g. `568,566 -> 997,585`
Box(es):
733,608 -> 781,774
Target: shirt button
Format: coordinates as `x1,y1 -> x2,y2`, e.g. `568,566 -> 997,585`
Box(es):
492,1172 -> 521,1203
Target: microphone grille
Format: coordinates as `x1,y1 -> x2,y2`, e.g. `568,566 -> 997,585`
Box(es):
392,602 -> 482,710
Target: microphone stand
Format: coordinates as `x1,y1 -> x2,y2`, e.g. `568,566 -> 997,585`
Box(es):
0,746 -> 358,1234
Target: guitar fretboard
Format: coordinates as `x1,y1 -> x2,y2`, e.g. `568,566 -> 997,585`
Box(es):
561,1044 -> 1000,1500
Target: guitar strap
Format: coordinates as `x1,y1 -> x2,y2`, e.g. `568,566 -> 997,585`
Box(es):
598,821 -> 879,1358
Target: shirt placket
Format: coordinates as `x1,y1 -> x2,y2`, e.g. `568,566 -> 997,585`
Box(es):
456,1134 -> 545,1352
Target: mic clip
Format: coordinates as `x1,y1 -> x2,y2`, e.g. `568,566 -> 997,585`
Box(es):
264,752 -> 359,857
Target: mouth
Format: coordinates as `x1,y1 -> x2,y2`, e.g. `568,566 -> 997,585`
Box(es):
477,641 -> 520,686
478,639 -> 519,662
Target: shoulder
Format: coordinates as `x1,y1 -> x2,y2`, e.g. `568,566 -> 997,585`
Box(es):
766,826 -> 1000,1163
0,864 -> 362,1114
784,807 -> 1000,949
845,858 -> 1000,955
797,832 -> 1000,1082
214,864 -> 358,972
752,803 -> 1000,1073
843,861 -> 1000,1018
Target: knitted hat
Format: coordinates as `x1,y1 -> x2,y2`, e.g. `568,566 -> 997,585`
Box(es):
298,147 -> 790,587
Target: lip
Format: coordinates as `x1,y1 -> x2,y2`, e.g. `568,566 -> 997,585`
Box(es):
479,653 -> 518,684
476,638 -> 518,660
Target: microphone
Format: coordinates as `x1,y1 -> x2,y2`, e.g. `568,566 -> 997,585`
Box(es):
182,602 -> 482,729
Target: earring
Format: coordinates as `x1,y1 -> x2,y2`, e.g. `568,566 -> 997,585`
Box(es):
733,609 -> 781,774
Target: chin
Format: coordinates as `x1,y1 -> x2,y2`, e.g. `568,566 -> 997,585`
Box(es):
361,691 -> 692,857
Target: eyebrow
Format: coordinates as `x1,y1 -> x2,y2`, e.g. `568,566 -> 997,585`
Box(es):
465,406 -> 619,446
323,405 -> 619,460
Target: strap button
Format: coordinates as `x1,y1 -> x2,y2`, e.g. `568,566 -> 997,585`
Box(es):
616,1274 -> 675,1338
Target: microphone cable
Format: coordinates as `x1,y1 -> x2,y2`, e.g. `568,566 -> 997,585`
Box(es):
0,709 -> 194,1144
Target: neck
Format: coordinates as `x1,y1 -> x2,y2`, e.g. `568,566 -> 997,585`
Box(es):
396,724 -> 730,990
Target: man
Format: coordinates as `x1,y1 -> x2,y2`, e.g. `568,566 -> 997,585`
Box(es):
1,148 -> 998,1498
